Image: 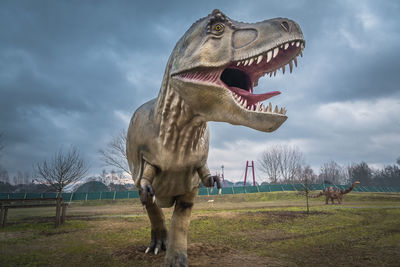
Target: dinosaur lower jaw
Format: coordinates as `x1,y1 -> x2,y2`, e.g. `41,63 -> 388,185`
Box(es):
175,39 -> 304,114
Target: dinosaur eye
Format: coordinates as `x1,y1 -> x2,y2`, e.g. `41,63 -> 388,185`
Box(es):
214,24 -> 224,33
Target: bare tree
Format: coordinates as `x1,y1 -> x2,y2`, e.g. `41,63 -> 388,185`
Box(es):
258,146 -> 281,183
347,162 -> 373,186
35,146 -> 88,227
298,165 -> 316,213
279,145 -> 304,183
258,144 -> 304,183
99,129 -> 131,176
319,161 -> 343,185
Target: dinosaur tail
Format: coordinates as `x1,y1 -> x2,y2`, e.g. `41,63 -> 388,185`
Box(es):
341,181 -> 360,194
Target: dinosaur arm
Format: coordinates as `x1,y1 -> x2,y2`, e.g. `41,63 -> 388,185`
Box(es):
140,162 -> 157,205
197,165 -> 222,189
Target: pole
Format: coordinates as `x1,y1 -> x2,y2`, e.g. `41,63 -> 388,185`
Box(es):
244,161 -> 249,186
221,165 -> 226,187
251,160 -> 256,186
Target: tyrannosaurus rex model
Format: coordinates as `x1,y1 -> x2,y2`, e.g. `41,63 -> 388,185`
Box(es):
126,9 -> 305,266
313,182 -> 360,204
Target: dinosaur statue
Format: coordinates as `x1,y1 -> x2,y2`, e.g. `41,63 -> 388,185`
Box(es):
126,9 -> 305,267
312,182 -> 360,204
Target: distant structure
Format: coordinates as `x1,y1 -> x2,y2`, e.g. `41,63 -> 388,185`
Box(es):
243,161 -> 256,186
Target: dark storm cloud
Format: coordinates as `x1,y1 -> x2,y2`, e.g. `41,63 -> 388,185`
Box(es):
0,0 -> 399,179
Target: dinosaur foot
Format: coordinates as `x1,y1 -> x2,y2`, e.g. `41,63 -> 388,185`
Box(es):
163,252 -> 188,267
145,229 -> 167,255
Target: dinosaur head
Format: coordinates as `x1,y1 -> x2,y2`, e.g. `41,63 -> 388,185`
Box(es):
168,9 -> 305,132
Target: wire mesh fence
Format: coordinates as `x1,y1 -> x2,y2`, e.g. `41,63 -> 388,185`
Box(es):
1,184 -> 399,201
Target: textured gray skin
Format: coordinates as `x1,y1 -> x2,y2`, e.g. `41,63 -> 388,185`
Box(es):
126,9 -> 304,266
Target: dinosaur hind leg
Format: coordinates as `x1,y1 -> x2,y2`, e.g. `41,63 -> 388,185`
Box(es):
141,191 -> 168,255
164,187 -> 198,267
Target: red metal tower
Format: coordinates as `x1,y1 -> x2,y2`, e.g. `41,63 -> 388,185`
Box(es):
243,160 -> 256,186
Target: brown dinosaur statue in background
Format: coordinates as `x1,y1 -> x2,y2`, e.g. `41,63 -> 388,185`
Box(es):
313,182 -> 360,204
126,9 -> 305,266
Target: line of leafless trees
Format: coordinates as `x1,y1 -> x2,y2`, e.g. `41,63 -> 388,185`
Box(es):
258,144 -> 400,186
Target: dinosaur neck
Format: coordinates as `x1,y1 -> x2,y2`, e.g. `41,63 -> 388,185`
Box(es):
157,83 -> 207,155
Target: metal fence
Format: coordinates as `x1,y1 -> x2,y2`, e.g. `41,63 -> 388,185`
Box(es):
1,184 -> 399,201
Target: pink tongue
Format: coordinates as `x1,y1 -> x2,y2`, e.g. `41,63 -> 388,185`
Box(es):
230,87 -> 281,106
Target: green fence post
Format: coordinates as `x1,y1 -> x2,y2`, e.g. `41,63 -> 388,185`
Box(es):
85,193 -> 88,202
69,192 -> 73,203
100,192 -> 102,200
257,185 -> 260,193
232,186 -> 235,194
113,191 -> 116,200
281,185 -> 285,191
24,192 -> 27,199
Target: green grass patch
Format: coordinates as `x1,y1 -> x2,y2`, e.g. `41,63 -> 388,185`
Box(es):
0,193 -> 399,266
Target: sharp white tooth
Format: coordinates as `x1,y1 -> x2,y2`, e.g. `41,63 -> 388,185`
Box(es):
243,99 -> 247,107
261,104 -> 265,112
273,47 -> 279,58
289,61 -> 293,73
267,50 -> 272,63
244,59 -> 249,66
283,108 -> 287,115
296,41 -> 300,47
256,103 -> 260,111
300,51 -> 303,57
248,58 -> 254,66
267,102 -> 272,112
280,107 -> 284,114
257,55 -> 263,64
236,61 -> 241,66
294,57 -> 298,67
280,45 -> 283,48
274,105 -> 279,113
291,42 -> 295,46
301,43 -> 305,49
284,43 -> 289,50
282,65 -> 285,74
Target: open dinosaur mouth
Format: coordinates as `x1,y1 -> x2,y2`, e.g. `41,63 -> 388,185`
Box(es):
176,39 -> 305,115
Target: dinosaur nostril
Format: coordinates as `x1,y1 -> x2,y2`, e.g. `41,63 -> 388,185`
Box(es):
281,21 -> 290,32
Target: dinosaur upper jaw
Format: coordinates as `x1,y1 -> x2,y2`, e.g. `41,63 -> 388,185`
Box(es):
171,39 -> 304,132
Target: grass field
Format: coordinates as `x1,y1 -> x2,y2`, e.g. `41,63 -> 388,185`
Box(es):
1,191 -> 400,266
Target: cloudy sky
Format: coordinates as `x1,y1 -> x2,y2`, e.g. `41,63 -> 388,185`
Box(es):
1,0 -> 399,183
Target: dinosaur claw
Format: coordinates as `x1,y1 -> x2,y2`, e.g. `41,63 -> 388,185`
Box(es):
145,247 -> 150,254
154,248 -> 159,255
152,195 -> 156,203
218,188 -> 222,195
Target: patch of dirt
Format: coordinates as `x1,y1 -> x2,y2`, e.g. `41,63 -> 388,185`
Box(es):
39,229 -> 74,236
188,242 -> 286,267
112,245 -> 164,266
247,210 -> 329,225
113,243 -> 288,267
